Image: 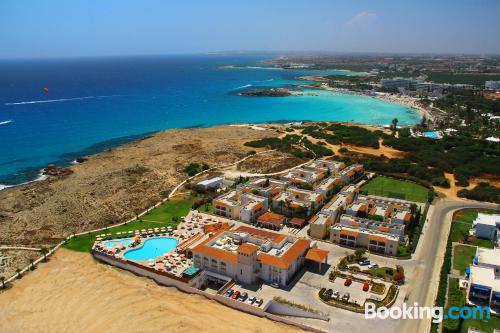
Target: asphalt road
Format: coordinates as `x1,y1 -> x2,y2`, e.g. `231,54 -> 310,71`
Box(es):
397,198 -> 499,333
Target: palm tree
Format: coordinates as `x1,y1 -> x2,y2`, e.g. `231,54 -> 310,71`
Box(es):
391,118 -> 398,131
40,247 -> 48,263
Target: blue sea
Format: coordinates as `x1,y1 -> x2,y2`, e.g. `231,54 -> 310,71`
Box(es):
0,55 -> 420,186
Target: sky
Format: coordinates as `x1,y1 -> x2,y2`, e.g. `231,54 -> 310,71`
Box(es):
0,0 -> 499,59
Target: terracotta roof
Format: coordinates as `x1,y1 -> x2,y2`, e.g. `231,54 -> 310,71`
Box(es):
404,212 -> 412,222
289,217 -> 306,227
203,222 -> 231,233
257,212 -> 285,227
305,248 -> 329,263
192,224 -> 237,263
340,229 -> 359,237
368,234 -> 389,242
237,243 -> 259,255
378,226 -> 389,232
234,225 -> 287,244
213,200 -> 229,208
258,239 -> 311,269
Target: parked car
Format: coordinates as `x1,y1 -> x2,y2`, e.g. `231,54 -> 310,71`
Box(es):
342,292 -> 350,301
231,291 -> 240,300
247,296 -> 256,304
368,263 -> 379,269
325,289 -> 333,298
238,292 -> 248,301
224,288 -> 234,297
344,278 -> 353,286
255,298 -> 263,307
332,290 -> 340,299
363,283 -> 370,292
270,282 -> 280,288
359,259 -> 370,266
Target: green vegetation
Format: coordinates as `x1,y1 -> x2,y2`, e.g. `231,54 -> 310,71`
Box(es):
449,209 -> 497,249
382,134 -> 500,188
302,138 -> 334,157
460,316 -> 500,333
360,176 -> 429,202
62,196 -> 197,252
442,278 -> 466,332
452,245 -> 476,275
244,134 -> 315,159
458,183 -> 500,204
425,72 -> 500,86
433,208 -> 500,333
302,123 -> 381,148
184,162 -> 209,177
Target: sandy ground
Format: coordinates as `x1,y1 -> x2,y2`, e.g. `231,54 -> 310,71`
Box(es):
0,248 -> 300,333
0,126 -> 275,248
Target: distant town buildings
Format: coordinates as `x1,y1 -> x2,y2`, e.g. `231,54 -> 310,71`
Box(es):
485,80 -> 500,90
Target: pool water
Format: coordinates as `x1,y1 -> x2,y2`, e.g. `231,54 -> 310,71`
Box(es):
422,131 -> 441,139
123,237 -> 178,261
104,239 -> 134,248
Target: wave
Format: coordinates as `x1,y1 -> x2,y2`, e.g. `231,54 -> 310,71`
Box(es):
0,169 -> 47,191
0,120 -> 13,126
233,84 -> 252,90
4,95 -> 119,106
255,78 -> 274,83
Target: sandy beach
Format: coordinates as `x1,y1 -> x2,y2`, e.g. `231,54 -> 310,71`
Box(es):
0,248 -> 301,333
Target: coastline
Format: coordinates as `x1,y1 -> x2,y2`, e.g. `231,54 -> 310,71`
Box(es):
299,79 -> 432,122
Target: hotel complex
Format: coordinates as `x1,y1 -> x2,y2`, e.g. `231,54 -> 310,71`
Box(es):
192,225 -> 311,286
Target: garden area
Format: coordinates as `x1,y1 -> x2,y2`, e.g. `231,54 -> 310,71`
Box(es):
452,244 -> 477,275
62,195 -> 199,252
360,175 -> 429,202
450,209 -> 497,249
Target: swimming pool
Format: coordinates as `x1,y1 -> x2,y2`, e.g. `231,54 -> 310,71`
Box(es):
104,239 -> 134,248
422,131 -> 441,139
123,237 -> 178,261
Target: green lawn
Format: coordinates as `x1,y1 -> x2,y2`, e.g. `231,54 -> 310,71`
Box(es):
453,244 -> 477,275
461,316 -> 500,333
450,209 -> 497,249
360,176 -> 429,202
62,195 -> 198,252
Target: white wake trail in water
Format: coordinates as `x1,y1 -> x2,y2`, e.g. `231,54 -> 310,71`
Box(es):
0,120 -> 13,125
4,95 -> 119,106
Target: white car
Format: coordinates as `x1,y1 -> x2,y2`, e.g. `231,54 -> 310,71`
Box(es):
368,263 -> 379,269
247,296 -> 256,304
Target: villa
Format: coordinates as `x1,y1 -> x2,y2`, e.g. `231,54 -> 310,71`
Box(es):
315,176 -> 342,198
330,224 -> 400,255
472,213 -> 500,241
213,190 -> 268,223
272,187 -> 324,217
282,166 -> 326,186
337,214 -> 405,242
306,184 -> 358,239
239,177 -> 287,198
307,159 -> 346,174
339,164 -> 364,184
467,248 -> 500,313
192,225 -> 316,286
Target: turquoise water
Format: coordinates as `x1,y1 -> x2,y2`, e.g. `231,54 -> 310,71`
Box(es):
123,237 -> 178,261
0,55 -> 420,185
104,239 -> 134,248
422,131 -> 441,139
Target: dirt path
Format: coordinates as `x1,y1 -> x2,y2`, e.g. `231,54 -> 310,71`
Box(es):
0,249 -> 300,333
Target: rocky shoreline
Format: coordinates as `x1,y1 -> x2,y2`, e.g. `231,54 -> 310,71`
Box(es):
238,87 -> 302,97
